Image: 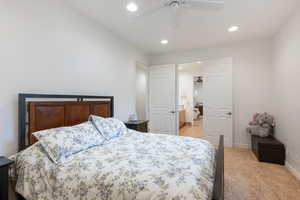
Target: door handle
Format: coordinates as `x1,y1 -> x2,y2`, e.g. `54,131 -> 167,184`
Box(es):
226,112 -> 232,116
170,111 -> 176,114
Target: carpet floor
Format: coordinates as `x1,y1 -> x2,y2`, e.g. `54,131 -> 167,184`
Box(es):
225,147 -> 300,200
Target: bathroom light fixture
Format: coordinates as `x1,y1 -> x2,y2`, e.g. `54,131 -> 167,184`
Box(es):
126,2 -> 138,12
161,39 -> 168,44
228,26 -> 239,32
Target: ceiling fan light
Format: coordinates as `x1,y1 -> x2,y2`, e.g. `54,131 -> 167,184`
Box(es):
228,26 -> 239,32
126,2 -> 138,12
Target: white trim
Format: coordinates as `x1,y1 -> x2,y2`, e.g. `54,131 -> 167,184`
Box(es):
175,64 -> 179,136
286,162 -> 300,181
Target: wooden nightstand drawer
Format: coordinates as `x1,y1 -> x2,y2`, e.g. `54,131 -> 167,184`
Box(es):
125,120 -> 149,132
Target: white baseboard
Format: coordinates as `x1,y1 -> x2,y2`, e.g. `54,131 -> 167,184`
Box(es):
286,162 -> 300,181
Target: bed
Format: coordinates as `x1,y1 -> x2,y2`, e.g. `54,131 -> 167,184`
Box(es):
10,94 -> 224,200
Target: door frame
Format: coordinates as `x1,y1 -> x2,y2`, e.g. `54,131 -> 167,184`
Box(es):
175,65 -> 179,135
136,61 -> 149,121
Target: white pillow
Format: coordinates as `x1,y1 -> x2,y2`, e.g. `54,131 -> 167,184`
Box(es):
89,115 -> 128,140
33,121 -> 106,164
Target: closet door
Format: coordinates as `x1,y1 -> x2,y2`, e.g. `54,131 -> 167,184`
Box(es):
149,64 -> 177,135
203,58 -> 233,146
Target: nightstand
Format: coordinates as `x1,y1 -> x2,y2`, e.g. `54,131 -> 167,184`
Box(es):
125,120 -> 149,132
0,157 -> 14,200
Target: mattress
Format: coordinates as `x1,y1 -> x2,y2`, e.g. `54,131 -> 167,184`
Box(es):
10,130 -> 216,200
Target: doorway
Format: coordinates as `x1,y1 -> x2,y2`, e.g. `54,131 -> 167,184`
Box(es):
193,76 -> 204,134
135,62 -> 148,121
176,58 -> 233,146
148,58 -> 233,146
178,62 -> 204,138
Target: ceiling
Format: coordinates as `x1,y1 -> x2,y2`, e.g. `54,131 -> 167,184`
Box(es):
65,0 -> 300,55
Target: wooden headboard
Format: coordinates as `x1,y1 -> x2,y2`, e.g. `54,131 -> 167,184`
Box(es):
28,101 -> 111,145
19,94 -> 114,151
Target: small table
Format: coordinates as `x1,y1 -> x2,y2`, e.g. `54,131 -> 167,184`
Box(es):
251,135 -> 285,165
124,120 -> 149,133
0,156 -> 14,200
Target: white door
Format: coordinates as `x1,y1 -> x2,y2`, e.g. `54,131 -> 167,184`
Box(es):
149,64 -> 177,135
202,58 -> 233,146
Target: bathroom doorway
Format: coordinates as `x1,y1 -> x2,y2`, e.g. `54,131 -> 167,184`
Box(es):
193,76 -> 204,136
177,62 -> 203,138
177,58 -> 233,146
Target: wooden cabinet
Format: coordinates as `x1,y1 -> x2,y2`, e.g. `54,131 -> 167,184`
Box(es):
179,110 -> 186,128
251,135 -> 285,165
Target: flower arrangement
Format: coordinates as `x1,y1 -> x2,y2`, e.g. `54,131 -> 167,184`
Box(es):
246,112 -> 275,137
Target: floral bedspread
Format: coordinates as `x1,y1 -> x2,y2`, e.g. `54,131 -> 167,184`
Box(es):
10,130 -> 216,200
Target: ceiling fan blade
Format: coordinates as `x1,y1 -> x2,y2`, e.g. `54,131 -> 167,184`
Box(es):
184,0 -> 225,10
170,7 -> 182,29
135,4 -> 167,18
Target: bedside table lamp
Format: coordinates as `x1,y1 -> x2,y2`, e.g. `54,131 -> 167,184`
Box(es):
129,114 -> 138,122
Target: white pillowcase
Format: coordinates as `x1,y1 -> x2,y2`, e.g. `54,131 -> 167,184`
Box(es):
89,115 -> 128,140
33,121 -> 106,164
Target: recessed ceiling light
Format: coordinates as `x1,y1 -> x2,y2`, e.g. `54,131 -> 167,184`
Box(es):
126,2 -> 138,12
161,39 -> 168,45
228,26 -> 239,32
197,61 -> 203,64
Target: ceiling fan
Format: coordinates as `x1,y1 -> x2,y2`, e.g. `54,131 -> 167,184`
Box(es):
134,0 -> 225,28
164,0 -> 224,9
137,0 -> 224,16
195,76 -> 203,83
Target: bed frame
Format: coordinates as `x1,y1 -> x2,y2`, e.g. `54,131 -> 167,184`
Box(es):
17,93 -> 224,200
